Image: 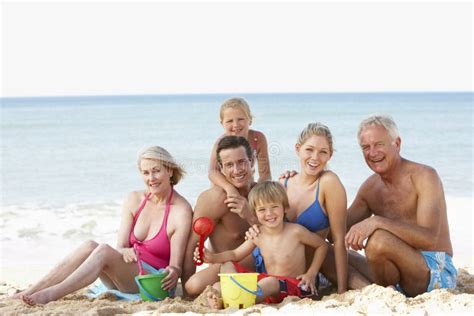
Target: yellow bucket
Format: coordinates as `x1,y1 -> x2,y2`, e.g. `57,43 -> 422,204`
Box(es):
219,273 -> 260,309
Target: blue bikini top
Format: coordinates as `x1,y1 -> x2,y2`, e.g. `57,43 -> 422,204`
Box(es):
285,177 -> 329,232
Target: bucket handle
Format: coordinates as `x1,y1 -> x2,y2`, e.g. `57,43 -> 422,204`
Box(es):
229,276 -> 263,297
134,277 -> 161,301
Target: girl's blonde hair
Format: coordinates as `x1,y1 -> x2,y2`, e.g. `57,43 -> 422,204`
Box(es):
297,122 -> 334,154
219,97 -> 253,124
137,146 -> 185,185
249,181 -> 289,213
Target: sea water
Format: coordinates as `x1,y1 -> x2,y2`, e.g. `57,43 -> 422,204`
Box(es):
1,92 -> 472,283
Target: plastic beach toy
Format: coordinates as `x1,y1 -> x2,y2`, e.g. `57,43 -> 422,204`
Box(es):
193,216 -> 214,266
135,272 -> 169,301
133,243 -> 169,301
219,273 -> 261,309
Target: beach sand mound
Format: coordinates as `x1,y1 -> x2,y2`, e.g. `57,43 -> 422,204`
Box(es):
1,269 -> 473,315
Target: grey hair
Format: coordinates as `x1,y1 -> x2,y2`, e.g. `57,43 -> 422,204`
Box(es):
297,122 -> 334,154
358,114 -> 400,143
137,146 -> 185,185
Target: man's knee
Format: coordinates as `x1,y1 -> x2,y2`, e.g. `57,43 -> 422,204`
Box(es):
365,229 -> 393,259
184,277 -> 204,297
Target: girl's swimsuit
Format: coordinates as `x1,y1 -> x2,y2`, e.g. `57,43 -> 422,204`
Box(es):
249,130 -> 258,160
129,189 -> 173,269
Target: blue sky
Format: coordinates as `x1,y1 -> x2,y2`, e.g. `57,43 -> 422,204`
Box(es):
2,1 -> 472,97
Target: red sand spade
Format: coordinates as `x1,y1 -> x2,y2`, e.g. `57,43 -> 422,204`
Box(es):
193,217 -> 215,266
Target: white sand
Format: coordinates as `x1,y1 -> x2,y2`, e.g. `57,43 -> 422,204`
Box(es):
1,268 -> 473,315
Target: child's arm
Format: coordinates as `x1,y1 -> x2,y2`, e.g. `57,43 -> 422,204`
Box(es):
254,131 -> 271,182
295,226 -> 329,294
208,140 -> 240,197
195,239 -> 256,264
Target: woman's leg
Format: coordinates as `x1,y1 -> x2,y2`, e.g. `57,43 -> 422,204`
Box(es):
320,244 -> 372,290
13,240 -> 99,298
22,244 -> 139,305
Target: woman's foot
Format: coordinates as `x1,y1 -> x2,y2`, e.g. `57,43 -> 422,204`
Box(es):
10,289 -> 24,299
206,288 -> 223,309
21,291 -> 52,306
21,294 -> 36,306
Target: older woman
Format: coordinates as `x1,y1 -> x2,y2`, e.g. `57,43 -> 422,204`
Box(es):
17,146 -> 192,305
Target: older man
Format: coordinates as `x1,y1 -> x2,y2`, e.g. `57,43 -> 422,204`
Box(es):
345,114 -> 456,296
182,136 -> 258,297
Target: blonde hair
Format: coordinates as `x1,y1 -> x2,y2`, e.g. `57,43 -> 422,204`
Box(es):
137,146 -> 185,185
358,114 -> 400,143
297,123 -> 334,154
249,181 -> 289,213
219,97 -> 253,124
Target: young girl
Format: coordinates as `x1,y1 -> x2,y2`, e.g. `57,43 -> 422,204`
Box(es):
209,97 -> 271,197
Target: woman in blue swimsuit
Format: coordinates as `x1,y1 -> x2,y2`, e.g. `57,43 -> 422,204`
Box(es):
252,123 -> 349,294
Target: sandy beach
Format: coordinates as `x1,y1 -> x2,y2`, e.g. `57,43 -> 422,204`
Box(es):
1,267 -> 473,315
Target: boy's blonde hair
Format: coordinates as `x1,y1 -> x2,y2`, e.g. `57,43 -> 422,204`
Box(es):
249,181 -> 289,213
219,97 -> 253,124
297,122 -> 334,155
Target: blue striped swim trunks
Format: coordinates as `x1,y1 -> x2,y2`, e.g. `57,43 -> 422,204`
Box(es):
395,251 -> 457,294
422,251 -> 457,291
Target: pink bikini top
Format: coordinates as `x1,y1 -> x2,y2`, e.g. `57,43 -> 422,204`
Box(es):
129,189 -> 173,269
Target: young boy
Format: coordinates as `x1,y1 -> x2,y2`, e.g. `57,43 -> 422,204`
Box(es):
194,181 -> 328,308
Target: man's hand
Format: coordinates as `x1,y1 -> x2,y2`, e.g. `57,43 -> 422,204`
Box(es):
244,224 -> 261,240
345,216 -> 379,250
224,195 -> 250,218
278,170 -> 298,180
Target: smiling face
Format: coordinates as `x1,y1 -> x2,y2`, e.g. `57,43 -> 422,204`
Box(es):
140,159 -> 172,195
359,124 -> 401,175
254,201 -> 285,228
221,108 -> 251,137
218,146 -> 253,189
296,135 -> 332,176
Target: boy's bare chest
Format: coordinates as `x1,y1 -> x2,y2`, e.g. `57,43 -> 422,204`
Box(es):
257,236 -> 304,266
